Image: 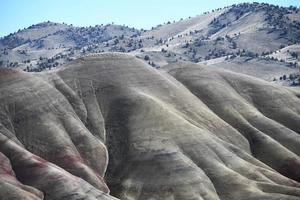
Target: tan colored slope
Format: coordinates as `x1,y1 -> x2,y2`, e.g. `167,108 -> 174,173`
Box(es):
208,9 -> 287,53
0,53 -> 300,200
201,56 -> 299,81
210,11 -> 266,39
142,9 -> 226,41
14,22 -> 70,41
268,44 -> 300,64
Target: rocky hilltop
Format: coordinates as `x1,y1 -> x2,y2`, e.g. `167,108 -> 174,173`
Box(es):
0,53 -> 300,199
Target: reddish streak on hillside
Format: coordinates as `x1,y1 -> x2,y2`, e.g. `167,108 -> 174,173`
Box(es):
0,153 -> 16,177
57,153 -> 110,193
280,158 -> 300,184
0,68 -> 19,76
58,154 -> 85,165
29,154 -> 50,169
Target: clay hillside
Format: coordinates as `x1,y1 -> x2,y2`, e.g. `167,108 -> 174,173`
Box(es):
1,2 -> 300,200
1,53 -> 300,200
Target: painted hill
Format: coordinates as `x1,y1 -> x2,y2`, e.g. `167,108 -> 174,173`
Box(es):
0,53 -> 300,200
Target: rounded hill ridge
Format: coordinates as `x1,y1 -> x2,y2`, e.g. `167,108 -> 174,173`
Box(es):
0,53 -> 299,200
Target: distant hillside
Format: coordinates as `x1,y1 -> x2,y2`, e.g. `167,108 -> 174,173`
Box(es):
0,3 -> 299,85
140,3 -> 300,63
0,22 -> 141,71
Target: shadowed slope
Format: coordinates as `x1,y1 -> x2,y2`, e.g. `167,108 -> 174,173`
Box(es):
0,53 -> 299,200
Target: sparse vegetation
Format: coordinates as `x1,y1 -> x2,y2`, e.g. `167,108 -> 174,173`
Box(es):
291,52 -> 299,59
0,2 -> 299,75
144,55 -> 150,61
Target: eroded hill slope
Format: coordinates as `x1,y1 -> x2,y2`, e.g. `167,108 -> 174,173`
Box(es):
0,53 -> 300,200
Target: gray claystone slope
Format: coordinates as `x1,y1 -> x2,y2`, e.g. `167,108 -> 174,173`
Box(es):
0,53 -> 300,200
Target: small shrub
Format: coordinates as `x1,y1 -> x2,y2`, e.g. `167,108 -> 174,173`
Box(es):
144,55 -> 150,61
